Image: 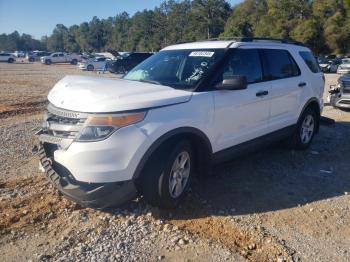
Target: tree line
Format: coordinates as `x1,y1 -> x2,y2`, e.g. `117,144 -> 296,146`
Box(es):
1,0 -> 350,55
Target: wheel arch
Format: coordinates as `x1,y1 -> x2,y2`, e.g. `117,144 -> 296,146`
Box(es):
299,98 -> 321,133
133,127 -> 213,182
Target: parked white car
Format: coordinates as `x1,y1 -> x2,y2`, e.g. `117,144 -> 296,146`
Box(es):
37,38 -> 324,209
78,57 -> 108,71
14,51 -> 25,58
0,53 -> 16,63
41,52 -> 81,65
337,58 -> 350,74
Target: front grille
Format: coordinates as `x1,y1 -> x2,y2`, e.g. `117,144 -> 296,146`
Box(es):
342,80 -> 350,93
39,104 -> 87,149
45,113 -> 84,139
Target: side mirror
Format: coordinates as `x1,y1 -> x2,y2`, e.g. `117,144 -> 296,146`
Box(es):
216,75 -> 248,90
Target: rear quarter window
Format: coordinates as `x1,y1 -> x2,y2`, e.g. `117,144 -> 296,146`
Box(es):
261,49 -> 300,80
299,51 -> 321,73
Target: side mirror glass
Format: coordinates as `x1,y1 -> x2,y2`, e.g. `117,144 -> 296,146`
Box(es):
216,75 -> 248,90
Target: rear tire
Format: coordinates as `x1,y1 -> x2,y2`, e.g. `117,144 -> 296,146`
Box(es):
8,58 -> 14,63
71,59 -> 78,65
141,140 -> 194,209
290,107 -> 317,150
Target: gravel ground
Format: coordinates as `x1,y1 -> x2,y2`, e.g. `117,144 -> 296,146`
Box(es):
0,63 -> 349,262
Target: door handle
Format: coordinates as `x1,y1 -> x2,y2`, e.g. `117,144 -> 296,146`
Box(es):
256,90 -> 269,97
298,82 -> 307,87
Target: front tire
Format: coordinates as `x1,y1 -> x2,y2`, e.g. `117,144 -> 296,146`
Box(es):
45,59 -> 52,65
8,58 -> 14,63
118,66 -> 126,74
87,64 -> 94,71
71,59 -> 78,65
290,107 -> 317,150
141,140 -> 194,209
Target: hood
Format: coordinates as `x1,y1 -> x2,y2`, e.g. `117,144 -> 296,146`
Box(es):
48,75 -> 192,113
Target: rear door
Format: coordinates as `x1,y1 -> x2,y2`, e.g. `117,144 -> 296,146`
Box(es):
54,53 -> 65,63
211,48 -> 272,152
260,49 -> 304,131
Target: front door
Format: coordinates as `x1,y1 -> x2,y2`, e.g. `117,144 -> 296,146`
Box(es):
211,48 -> 271,152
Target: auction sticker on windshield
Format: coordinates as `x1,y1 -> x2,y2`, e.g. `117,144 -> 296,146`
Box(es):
189,51 -> 215,57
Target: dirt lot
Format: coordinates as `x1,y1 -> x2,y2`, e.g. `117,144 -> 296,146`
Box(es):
0,62 -> 349,262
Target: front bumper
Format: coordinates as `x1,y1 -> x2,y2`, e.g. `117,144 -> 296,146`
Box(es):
320,67 -> 329,73
38,142 -> 138,208
329,93 -> 350,108
78,64 -> 87,70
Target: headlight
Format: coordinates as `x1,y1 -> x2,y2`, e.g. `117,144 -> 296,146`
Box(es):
337,79 -> 343,88
75,112 -> 146,142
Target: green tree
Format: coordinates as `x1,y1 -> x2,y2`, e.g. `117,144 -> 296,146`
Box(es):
47,24 -> 68,51
192,0 -> 231,39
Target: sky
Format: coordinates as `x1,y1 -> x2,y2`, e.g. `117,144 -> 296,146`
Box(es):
0,0 -> 242,39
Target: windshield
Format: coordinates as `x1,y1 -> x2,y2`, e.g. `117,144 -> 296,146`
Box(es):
124,49 -> 225,90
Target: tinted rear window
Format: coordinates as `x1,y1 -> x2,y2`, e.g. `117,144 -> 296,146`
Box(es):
262,49 -> 300,80
299,51 -> 321,73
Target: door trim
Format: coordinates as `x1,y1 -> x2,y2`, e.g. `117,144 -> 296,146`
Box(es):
212,124 -> 296,164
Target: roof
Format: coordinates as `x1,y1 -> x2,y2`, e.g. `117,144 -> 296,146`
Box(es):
162,38 -> 309,51
162,41 -> 232,50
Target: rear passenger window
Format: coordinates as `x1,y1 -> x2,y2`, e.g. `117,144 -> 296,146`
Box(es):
299,51 -> 321,73
262,49 -> 300,80
216,49 -> 263,84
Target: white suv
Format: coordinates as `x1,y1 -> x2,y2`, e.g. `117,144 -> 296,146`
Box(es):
37,38 -> 324,209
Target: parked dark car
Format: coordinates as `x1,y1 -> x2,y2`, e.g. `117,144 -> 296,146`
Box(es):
108,52 -> 153,74
318,58 -> 341,73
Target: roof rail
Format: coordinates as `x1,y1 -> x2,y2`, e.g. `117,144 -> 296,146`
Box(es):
176,37 -> 306,47
239,37 -> 305,46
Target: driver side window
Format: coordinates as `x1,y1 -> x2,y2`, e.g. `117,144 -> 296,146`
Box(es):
215,49 -> 263,85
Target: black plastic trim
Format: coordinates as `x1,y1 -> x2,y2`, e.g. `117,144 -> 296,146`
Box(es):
39,142 -> 137,208
212,125 -> 296,164
132,127 -> 212,180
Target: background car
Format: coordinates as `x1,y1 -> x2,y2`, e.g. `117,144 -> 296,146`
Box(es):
337,58 -> 350,74
329,73 -> 350,109
78,56 -> 108,71
318,58 -> 341,73
26,51 -> 51,62
13,51 -> 25,58
108,52 -> 153,74
40,52 -> 81,65
0,52 -> 16,63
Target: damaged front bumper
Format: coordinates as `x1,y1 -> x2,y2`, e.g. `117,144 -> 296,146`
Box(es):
328,85 -> 350,109
38,142 -> 138,208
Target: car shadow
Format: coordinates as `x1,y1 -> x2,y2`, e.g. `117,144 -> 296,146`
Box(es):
106,120 -> 350,220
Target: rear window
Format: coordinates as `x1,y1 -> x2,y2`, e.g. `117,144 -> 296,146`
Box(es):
262,49 -> 300,80
299,51 -> 321,73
